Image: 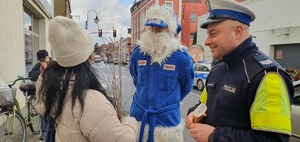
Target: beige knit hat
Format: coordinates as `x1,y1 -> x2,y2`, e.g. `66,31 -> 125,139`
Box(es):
48,16 -> 94,67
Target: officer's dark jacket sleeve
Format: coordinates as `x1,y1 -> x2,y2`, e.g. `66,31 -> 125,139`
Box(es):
28,63 -> 40,81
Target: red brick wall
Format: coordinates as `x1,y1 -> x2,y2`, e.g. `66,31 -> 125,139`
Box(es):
159,0 -> 180,16
181,1 -> 207,47
181,0 -> 244,47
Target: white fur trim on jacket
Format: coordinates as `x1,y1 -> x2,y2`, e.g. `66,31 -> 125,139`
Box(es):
137,121 -> 184,142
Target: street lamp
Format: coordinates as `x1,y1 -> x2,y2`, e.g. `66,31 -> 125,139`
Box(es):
85,9 -> 99,29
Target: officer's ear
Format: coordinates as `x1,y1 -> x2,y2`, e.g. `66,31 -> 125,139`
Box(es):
234,24 -> 244,39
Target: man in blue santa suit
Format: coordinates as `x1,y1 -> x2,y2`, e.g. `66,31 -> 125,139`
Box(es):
129,5 -> 194,142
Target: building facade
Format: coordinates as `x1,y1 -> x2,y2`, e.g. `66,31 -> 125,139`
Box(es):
0,0 -> 71,107
119,37 -> 132,62
54,0 -> 72,18
181,0 -> 206,47
130,0 -> 182,47
197,0 -> 300,70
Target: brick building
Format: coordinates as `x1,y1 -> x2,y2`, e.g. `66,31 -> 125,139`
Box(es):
181,0 -> 207,47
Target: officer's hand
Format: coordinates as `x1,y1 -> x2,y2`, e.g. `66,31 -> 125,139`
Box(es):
186,111 -> 194,129
189,123 -> 214,142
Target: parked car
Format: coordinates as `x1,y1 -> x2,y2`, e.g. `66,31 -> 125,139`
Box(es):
113,58 -> 128,65
291,80 -> 300,142
193,63 -> 211,91
104,58 -> 113,64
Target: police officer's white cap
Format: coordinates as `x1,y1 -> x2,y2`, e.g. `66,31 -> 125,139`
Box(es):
201,0 -> 256,29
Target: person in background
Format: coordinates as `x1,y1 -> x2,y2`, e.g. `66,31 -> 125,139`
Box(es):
129,5 -> 194,142
35,16 -> 138,142
28,50 -> 51,81
29,49 -> 52,140
185,0 -> 294,142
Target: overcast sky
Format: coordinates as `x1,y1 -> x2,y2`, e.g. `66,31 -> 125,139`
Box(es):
71,0 -> 135,45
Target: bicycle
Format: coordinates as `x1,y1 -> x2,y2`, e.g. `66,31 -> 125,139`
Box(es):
0,76 -> 40,142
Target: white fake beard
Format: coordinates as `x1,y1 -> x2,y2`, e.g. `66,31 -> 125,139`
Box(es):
139,30 -> 181,65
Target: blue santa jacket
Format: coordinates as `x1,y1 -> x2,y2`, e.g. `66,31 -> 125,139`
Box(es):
129,46 -> 194,142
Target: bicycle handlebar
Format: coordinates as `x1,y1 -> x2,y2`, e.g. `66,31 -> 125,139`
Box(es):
8,75 -> 33,88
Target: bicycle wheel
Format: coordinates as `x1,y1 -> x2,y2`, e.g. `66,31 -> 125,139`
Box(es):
28,96 -> 40,135
0,108 -> 27,142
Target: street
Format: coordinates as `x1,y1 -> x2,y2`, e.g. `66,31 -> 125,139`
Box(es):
92,62 -> 200,142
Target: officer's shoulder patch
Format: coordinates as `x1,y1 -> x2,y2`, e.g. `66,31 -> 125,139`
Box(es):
252,51 -> 278,70
252,51 -> 290,80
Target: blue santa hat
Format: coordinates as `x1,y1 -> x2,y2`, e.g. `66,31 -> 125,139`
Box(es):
145,18 -> 168,28
145,5 -> 182,35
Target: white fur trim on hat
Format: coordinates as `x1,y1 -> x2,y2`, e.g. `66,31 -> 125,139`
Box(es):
48,16 -> 94,67
144,5 -> 178,35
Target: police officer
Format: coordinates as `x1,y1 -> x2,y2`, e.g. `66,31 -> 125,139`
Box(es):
185,0 -> 294,142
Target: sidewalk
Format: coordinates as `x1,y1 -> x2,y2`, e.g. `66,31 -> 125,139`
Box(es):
26,116 -> 44,142
0,111 -> 44,142
27,131 -> 44,142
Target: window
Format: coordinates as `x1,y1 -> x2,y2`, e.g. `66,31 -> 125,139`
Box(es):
165,1 -> 173,9
194,65 -> 210,72
202,66 -> 209,71
190,13 -> 196,21
140,11 -> 144,32
190,33 -> 195,40
132,19 -> 134,34
24,8 -> 39,76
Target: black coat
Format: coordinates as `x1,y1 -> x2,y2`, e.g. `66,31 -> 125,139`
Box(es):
28,62 -> 40,81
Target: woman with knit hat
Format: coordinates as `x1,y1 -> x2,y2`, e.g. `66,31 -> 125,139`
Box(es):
35,16 -> 138,142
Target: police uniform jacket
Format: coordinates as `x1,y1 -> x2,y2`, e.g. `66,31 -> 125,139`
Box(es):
188,37 -> 294,142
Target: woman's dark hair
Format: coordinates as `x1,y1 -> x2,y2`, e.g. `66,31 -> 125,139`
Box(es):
40,61 -> 115,123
